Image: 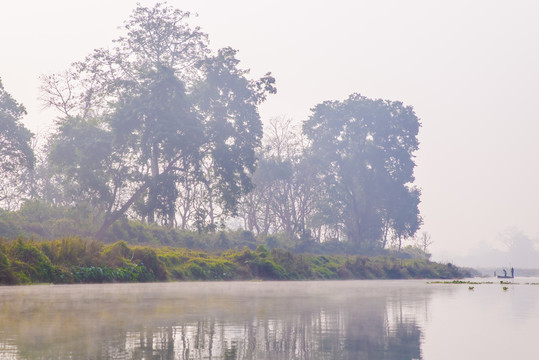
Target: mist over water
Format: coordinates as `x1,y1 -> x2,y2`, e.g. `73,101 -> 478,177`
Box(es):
1,280 -> 538,359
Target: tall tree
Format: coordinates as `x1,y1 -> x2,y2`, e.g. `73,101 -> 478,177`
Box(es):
109,66 -> 203,227
42,4 -> 275,238
0,77 -> 35,209
303,93 -> 422,251
194,48 -> 275,225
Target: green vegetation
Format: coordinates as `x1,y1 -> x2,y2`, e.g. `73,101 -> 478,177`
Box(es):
0,237 -> 470,285
0,201 -> 438,258
0,237 -> 162,285
0,4 -> 446,284
427,280 -> 493,285
1,3 -> 428,256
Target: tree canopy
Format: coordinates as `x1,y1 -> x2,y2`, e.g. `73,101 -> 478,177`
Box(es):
42,3 -> 276,239
303,93 -> 422,251
1,3 -> 426,255
0,78 -> 35,209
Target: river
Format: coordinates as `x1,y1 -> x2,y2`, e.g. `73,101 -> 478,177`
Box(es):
0,279 -> 537,359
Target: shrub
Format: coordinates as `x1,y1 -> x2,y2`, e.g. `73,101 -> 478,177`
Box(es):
249,258 -> 286,279
0,237 -> 472,285
0,242 -> 17,284
8,238 -> 56,283
132,247 -> 167,280
71,264 -> 155,283
102,241 -> 132,267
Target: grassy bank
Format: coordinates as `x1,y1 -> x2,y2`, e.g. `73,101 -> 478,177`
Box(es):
0,237 -> 471,285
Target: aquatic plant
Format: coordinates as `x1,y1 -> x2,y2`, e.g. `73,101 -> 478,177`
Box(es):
427,280 -> 493,285
71,264 -> 155,283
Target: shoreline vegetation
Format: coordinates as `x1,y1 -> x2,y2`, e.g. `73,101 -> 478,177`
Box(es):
0,236 -> 472,285
2,3 -> 426,271
0,4 -> 436,288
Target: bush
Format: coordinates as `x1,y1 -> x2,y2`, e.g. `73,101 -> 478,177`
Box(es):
102,241 -> 132,267
270,249 -> 312,279
0,237 -> 472,285
132,247 -> 167,281
0,242 -> 17,284
8,237 -> 57,283
72,264 -> 155,283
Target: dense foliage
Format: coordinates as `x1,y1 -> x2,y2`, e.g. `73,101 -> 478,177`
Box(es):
1,3 -> 426,256
0,201 -> 431,257
304,94 -> 422,251
0,77 -> 35,210
0,237 -> 470,285
42,4 -> 275,240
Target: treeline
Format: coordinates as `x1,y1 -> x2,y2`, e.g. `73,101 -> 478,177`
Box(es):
1,3 -> 423,253
0,237 -> 470,285
0,200 -> 431,258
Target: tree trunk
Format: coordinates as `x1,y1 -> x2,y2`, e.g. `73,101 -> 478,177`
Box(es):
95,153 -> 185,240
147,143 -> 160,224
95,181 -> 152,240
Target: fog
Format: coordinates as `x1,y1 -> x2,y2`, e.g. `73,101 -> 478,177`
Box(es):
0,281 -> 429,359
450,228 -> 539,268
1,1 -> 538,262
3,280 -> 539,359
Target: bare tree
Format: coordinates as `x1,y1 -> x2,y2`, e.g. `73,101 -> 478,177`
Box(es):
417,231 -> 433,256
236,117 -> 321,243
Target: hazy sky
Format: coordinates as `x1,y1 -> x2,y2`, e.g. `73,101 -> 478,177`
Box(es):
1,0 -> 538,262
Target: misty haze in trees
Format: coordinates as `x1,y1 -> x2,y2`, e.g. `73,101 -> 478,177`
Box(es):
238,117 -> 319,243
42,4 -> 275,239
1,3 -> 424,254
303,94 -> 422,251
0,78 -> 35,210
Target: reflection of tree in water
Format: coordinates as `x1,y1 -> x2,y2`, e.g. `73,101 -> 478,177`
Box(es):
0,283 -> 426,359
99,305 -> 420,359
344,299 -> 422,360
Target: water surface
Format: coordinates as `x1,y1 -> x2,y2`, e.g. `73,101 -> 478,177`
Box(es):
0,279 -> 537,359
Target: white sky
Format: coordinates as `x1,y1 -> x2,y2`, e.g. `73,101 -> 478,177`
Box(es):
1,0 -> 538,261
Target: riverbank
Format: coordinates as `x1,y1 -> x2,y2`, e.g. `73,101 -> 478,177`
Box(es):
0,237 -> 472,285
